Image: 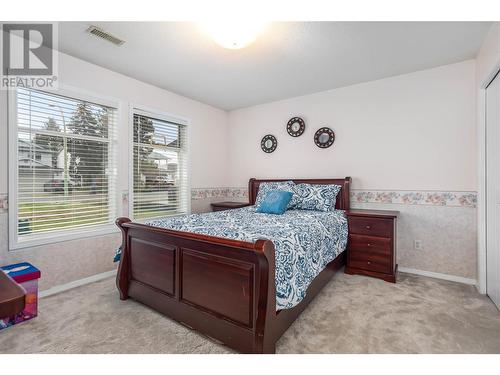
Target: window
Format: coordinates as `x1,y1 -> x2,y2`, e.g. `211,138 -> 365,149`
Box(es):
10,88 -> 117,247
132,110 -> 189,219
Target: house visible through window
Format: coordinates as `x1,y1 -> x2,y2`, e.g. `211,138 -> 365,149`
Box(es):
132,111 -> 188,219
12,88 -> 117,242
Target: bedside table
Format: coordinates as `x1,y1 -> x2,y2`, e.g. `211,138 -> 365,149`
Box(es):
210,201 -> 251,212
344,209 -> 399,283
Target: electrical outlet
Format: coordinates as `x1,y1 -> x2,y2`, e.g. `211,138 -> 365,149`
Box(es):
414,240 -> 423,251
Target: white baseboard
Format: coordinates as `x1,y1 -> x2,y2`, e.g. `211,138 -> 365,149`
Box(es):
398,267 -> 477,286
39,269 -> 117,298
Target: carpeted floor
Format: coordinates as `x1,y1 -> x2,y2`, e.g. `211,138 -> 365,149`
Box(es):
1,271 -> 500,354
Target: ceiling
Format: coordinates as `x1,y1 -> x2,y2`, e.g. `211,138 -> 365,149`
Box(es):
58,22 -> 491,110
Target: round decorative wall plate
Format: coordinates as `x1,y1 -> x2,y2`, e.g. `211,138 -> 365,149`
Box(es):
261,134 -> 278,153
314,127 -> 335,148
286,117 -> 305,137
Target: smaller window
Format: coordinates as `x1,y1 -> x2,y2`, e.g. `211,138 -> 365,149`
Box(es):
132,111 -> 188,220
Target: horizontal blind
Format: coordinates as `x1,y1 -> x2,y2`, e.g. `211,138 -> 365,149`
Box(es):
16,88 -> 117,238
132,112 -> 188,219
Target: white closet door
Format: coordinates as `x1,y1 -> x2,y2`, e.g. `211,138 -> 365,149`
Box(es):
486,72 -> 500,309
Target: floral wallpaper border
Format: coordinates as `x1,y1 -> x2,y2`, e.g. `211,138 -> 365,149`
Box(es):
191,188 -> 477,208
0,194 -> 7,213
0,189 -> 477,214
350,190 -> 477,208
191,187 -> 248,200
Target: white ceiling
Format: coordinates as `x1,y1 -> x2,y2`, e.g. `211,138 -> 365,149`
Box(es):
58,22 -> 491,110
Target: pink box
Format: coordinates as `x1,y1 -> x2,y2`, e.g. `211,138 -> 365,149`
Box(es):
0,263 -> 41,330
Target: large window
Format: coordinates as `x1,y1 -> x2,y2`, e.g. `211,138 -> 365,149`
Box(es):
10,88 -> 117,247
132,110 -> 188,219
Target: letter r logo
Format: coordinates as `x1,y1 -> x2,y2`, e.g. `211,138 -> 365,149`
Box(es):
2,23 -> 53,76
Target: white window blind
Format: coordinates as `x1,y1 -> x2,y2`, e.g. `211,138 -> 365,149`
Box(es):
132,111 -> 189,219
14,88 -> 117,240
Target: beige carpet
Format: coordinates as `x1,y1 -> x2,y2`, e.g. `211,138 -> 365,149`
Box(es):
1,271 -> 500,354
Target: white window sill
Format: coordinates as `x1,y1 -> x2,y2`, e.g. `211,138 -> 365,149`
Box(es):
9,224 -> 120,251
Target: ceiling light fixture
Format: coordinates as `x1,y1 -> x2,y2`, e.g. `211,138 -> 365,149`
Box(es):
198,21 -> 268,49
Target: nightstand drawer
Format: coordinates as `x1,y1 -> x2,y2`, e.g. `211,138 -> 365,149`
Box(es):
349,255 -> 391,274
349,216 -> 392,237
349,234 -> 391,256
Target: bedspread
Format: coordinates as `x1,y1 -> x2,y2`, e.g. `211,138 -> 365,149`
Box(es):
143,206 -> 348,310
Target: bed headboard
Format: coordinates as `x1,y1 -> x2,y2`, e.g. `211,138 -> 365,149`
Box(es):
248,177 -> 351,210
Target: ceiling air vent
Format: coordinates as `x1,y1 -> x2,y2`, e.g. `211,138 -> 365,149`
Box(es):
86,25 -> 125,46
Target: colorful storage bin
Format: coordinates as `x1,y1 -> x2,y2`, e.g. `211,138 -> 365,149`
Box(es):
0,262 -> 41,330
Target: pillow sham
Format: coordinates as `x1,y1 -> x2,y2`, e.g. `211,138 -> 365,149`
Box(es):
255,180 -> 296,208
255,190 -> 294,215
291,183 -> 342,212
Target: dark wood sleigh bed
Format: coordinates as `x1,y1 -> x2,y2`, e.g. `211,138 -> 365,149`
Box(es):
115,177 -> 351,353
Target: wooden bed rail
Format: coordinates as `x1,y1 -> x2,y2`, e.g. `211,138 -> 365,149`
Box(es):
117,217 -> 271,252
115,217 -> 278,353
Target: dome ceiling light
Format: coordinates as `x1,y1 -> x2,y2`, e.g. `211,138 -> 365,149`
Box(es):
198,21 -> 268,49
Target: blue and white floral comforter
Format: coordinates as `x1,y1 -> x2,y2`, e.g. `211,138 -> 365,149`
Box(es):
144,206 -> 348,311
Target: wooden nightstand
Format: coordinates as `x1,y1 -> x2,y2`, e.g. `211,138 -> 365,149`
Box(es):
211,201 -> 251,212
344,209 -> 399,283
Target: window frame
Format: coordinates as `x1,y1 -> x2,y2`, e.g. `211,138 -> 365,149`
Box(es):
128,104 -> 191,223
8,85 -> 121,251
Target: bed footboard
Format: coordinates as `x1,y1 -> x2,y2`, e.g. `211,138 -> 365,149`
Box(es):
115,217 -> 277,353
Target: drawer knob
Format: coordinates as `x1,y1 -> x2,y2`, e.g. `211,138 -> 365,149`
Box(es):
365,225 -> 371,229
367,243 -> 371,247
367,261 -> 371,265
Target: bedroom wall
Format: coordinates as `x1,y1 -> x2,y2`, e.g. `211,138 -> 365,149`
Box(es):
475,22 -> 500,292
227,60 -> 478,281
0,51 -> 230,291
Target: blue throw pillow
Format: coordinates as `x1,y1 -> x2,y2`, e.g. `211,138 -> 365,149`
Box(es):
256,190 -> 294,215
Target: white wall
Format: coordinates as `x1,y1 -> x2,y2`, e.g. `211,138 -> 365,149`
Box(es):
228,60 -> 476,191
475,22 -> 500,293
227,60 -> 478,280
0,51 -> 230,290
